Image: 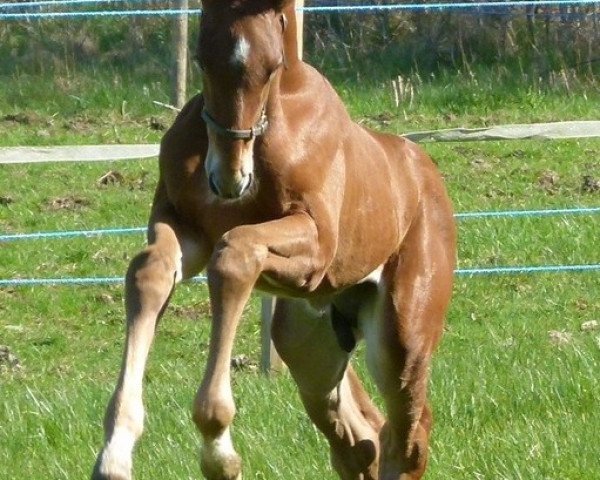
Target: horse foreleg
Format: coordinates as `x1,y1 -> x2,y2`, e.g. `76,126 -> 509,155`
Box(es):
272,298 -> 384,480
92,213 -> 206,480
192,215 -> 326,480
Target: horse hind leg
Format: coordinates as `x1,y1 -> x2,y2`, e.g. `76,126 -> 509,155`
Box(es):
271,298 -> 384,480
364,258 -> 453,480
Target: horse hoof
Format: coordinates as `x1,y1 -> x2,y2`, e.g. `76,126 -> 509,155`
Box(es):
200,451 -> 242,480
91,450 -> 131,480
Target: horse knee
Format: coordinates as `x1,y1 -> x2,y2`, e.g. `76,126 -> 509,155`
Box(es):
128,245 -> 179,285
125,247 -> 179,312
208,230 -> 267,286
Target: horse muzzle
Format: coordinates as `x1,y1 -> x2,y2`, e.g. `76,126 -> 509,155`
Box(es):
203,128 -> 256,199
208,170 -> 253,199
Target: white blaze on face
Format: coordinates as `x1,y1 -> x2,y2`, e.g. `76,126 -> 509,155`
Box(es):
230,36 -> 250,67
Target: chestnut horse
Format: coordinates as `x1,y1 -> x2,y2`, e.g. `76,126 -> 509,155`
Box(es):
91,1 -> 456,479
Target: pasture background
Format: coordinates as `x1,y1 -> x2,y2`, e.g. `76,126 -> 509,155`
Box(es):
1,3 -> 600,479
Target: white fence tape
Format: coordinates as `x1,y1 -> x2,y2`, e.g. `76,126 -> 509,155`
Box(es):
403,120 -> 600,143
1,121 -> 599,164
0,144 -> 159,164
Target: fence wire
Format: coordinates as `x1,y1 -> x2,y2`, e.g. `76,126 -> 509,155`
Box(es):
2,0 -> 600,20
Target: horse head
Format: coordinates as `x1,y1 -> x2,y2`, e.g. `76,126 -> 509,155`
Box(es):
197,0 -> 292,199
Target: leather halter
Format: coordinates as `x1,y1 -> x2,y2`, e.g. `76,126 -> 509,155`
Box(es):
202,107 -> 269,140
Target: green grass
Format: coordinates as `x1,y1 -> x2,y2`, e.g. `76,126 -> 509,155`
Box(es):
1,66 -> 599,479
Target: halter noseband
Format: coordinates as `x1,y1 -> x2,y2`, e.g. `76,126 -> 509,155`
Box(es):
202,107 -> 269,140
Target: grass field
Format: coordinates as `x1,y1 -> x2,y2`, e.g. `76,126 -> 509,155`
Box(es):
1,65 -> 599,479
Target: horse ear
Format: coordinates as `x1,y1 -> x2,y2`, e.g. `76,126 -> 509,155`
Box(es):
200,0 -> 217,9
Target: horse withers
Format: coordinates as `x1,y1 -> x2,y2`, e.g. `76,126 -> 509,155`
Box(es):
91,1 -> 456,479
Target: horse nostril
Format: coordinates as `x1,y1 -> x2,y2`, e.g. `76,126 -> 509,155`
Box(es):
208,173 -> 220,196
234,173 -> 253,198
244,173 -> 253,191
208,172 -> 252,199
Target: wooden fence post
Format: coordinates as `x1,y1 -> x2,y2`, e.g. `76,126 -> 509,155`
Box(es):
296,0 -> 304,60
171,0 -> 189,109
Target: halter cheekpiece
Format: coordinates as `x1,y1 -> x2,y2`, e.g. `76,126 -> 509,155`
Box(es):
202,107 -> 269,140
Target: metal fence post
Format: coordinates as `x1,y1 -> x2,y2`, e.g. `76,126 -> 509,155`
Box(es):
260,296 -> 285,373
